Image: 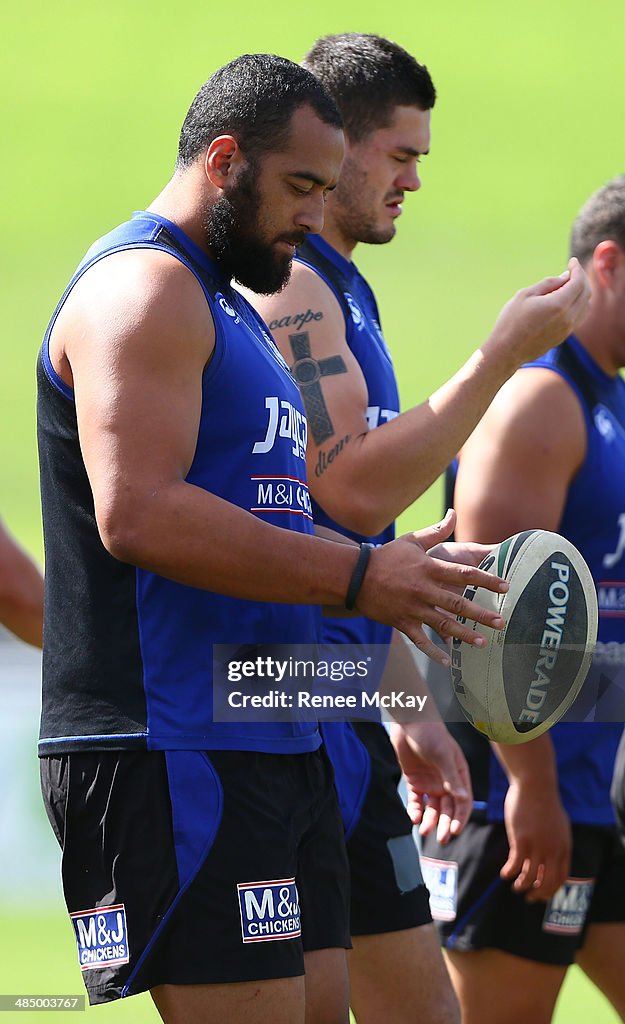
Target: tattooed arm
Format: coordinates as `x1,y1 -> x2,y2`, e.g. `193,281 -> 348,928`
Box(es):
240,264 -> 376,532
240,258 -> 589,536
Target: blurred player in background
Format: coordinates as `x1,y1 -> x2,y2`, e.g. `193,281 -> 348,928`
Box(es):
244,32 -> 590,1024
0,517 -> 43,647
36,52 -> 515,1024
421,177 -> 625,1024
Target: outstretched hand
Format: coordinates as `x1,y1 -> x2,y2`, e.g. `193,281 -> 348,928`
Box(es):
390,720 -> 473,842
501,779 -> 571,902
358,509 -> 507,665
488,257 -> 591,371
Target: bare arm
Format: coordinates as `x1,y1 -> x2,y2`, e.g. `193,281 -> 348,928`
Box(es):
454,365 -> 587,898
0,520 -> 44,647
50,250 -> 510,658
453,367 -> 586,544
491,736 -> 571,901
387,632 -> 473,841
243,260 -> 590,536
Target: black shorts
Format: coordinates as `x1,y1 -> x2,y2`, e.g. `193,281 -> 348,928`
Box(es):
346,723 -> 432,936
40,747 -> 350,1005
420,815 -> 625,966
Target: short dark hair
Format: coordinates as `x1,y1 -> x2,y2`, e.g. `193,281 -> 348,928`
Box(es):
177,53 -> 342,168
570,175 -> 625,265
301,33 -> 436,142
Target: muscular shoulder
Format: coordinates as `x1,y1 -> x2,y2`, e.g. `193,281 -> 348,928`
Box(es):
51,248 -> 214,384
72,247 -> 208,317
483,366 -> 586,453
456,367 -> 587,541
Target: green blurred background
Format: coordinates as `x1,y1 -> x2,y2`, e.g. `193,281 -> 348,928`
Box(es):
5,0 -> 625,557
1,0 -> 624,1019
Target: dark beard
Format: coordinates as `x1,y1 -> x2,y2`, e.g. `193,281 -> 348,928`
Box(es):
204,165 -> 295,294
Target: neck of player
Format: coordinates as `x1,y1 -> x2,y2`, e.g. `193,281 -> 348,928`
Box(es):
319,206 -> 359,262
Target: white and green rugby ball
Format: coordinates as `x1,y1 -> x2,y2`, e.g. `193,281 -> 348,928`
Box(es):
451,530 -> 598,744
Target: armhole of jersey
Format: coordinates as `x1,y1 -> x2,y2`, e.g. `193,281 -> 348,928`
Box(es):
294,257 -> 352,336
41,242 -> 225,401
518,362 -> 594,490
41,334 -> 74,401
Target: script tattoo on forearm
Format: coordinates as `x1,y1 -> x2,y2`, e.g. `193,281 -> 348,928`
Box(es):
288,331 -> 347,444
315,435 -> 351,478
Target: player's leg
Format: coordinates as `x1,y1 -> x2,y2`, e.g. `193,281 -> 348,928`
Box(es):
304,949 -> 350,1024
575,924 -> 625,1020
154,950 -> 351,1024
445,949 -> 566,1024
151,977 -> 304,1024
349,924 -> 459,1024
151,950 -> 351,1024
421,818 -> 591,1024
297,744 -> 351,1024
151,946 -> 350,1019
343,722 -> 458,1024
574,828 -> 625,1020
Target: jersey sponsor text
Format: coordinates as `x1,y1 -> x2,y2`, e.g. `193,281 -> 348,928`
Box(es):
253,397 -> 307,460
421,858 -> 458,922
237,878 -> 301,943
70,904 -> 129,971
543,877 -> 594,934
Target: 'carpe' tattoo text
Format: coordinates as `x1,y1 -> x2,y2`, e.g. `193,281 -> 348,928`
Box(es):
269,309 -> 323,331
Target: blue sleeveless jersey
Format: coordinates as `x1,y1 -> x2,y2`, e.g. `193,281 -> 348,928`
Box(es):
294,235 -> 400,831
451,337 -> 625,824
37,211 -> 321,755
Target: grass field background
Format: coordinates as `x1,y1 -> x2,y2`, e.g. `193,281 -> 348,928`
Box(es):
4,0 -> 625,556
2,0 -> 625,1019
0,909 -> 618,1019
0,909 -> 621,1023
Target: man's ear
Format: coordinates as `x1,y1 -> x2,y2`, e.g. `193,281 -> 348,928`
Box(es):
592,239 -> 623,288
204,135 -> 239,190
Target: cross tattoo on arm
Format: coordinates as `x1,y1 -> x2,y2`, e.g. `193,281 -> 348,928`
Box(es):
288,331 -> 348,445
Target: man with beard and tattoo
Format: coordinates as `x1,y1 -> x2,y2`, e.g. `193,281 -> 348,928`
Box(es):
35,54 -> 517,1024
244,34 -> 591,1024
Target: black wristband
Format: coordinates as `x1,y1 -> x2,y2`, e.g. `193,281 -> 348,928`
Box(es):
345,542 -> 374,611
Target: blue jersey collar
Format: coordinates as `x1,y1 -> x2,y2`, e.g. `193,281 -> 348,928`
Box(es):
567,334 -> 616,385
303,233 -> 357,280
132,210 -> 220,277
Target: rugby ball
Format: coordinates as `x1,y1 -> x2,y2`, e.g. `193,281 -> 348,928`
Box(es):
451,530 -> 598,744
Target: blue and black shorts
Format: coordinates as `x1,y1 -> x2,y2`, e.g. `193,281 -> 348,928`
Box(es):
325,721 -> 432,936
40,747 -> 350,1004
421,813 -> 625,965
